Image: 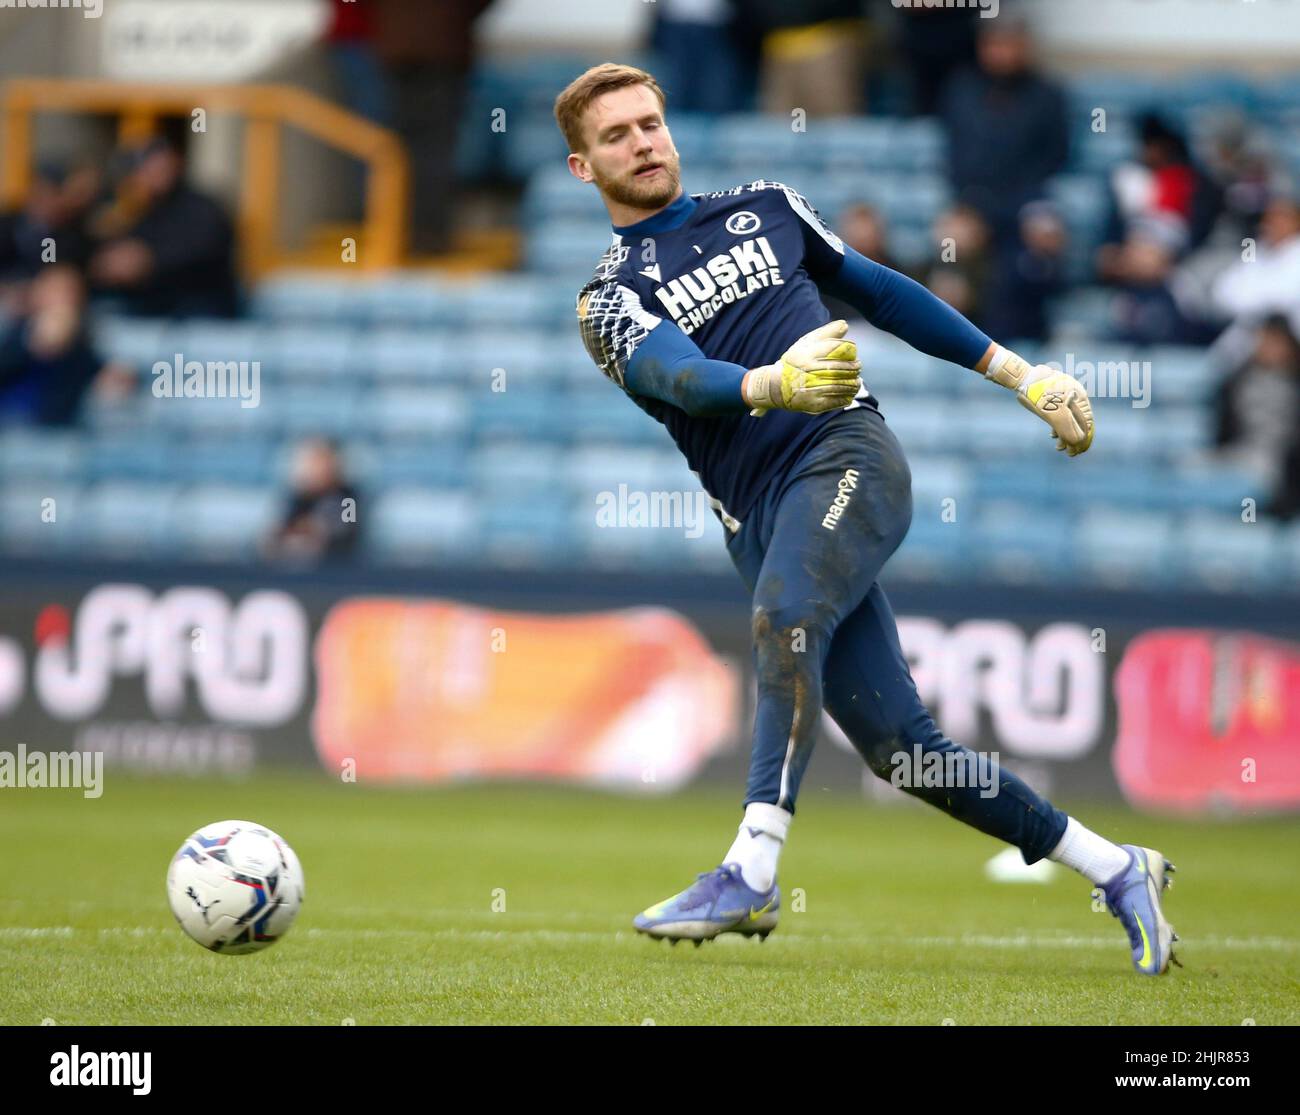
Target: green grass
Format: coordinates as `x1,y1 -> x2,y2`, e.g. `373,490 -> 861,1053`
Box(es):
1,774 -> 1298,1025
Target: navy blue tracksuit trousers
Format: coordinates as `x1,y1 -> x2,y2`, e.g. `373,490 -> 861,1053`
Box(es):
725,405 -> 1068,863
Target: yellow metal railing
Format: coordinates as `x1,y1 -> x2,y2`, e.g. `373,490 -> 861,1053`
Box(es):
1,79 -> 409,275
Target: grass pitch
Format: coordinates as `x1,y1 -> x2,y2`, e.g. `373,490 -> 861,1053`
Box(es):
1,774 -> 1297,1025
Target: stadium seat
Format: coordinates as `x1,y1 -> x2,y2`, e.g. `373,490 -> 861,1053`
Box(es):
92,316 -> 176,370
1076,508 -> 1176,586
367,488 -> 478,565
174,485 -> 280,560
277,385 -> 364,438
0,428 -> 84,478
362,388 -> 470,441
0,482 -> 84,555
366,444 -> 467,488
80,481 -> 181,558
967,501 -> 1077,583
368,329 -> 456,381
264,325 -> 360,381
251,272 -> 362,323
1179,513 -> 1281,590
84,433 -> 177,482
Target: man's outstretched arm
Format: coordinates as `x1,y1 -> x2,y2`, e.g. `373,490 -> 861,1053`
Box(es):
819,245 -> 1094,455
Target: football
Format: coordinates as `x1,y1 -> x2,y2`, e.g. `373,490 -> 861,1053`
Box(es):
166,820 -> 304,954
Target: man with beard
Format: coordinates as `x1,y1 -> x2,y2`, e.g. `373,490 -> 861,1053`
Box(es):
553,64 -> 1177,977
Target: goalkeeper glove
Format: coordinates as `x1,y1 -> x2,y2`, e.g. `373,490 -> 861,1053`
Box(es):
982,345 -> 1095,456
742,319 -> 862,417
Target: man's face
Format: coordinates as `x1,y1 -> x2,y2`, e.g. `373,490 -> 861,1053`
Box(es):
569,84 -> 681,212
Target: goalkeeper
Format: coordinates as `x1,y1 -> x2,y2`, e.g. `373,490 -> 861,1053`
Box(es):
558,64 -> 1176,976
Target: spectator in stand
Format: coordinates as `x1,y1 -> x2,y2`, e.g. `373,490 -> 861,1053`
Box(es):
1212,314 -> 1300,513
892,1 -> 979,117
87,137 -> 238,319
1201,111 -> 1276,245
0,265 -> 131,427
1211,195 -> 1300,338
1096,112 -> 1221,278
732,0 -> 868,117
920,203 -> 992,330
982,200 -> 1068,343
370,0 -> 496,256
648,0 -> 755,115
1105,214 -> 1214,346
821,202 -> 899,321
263,437 -> 362,564
939,7 -> 1068,252
0,162 -> 98,297
325,0 -> 389,127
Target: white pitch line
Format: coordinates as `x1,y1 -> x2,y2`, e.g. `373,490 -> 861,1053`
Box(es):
1,925 -> 1298,953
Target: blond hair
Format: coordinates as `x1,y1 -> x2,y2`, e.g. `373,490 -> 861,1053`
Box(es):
553,63 -> 666,154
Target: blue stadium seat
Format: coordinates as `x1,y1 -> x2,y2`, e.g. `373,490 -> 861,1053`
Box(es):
367,487 -> 478,565
1144,346 -> 1219,404
84,434 -> 176,482
0,482 -> 84,555
908,456 -> 972,513
1076,508 -> 1176,586
277,384 -> 364,438
565,391 -> 665,445
479,496 -> 575,567
364,444 -> 466,489
368,329 -> 455,381
175,485 -> 280,560
560,445 -> 691,502
525,167 -> 606,223
471,388 -> 576,442
264,325 -> 360,381
1180,513 -> 1282,590
166,438 -> 276,486
252,273 -> 363,323
967,501 -> 1077,583
879,401 -> 950,453
471,443 -> 565,495
361,388 -> 470,440
92,316 -> 176,369
169,321 -> 274,364
80,481 -> 181,557
527,222 -> 612,274
0,428 -> 84,478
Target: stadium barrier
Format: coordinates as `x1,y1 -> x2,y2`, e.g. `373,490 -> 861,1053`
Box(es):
1,558 -> 1297,815
1,77 -> 409,274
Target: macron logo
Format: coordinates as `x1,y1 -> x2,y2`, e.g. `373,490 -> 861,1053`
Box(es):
821,469 -> 860,531
640,263 -> 662,282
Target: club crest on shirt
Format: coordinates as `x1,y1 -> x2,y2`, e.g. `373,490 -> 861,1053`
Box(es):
725,210 -> 762,235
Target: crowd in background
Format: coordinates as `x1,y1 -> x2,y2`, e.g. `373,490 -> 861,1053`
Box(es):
1,0 -> 1299,544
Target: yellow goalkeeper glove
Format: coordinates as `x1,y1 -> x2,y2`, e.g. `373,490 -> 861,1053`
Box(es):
983,345 -> 1095,456
742,319 -> 862,417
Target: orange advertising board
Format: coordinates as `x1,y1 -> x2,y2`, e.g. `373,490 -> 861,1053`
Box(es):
312,598 -> 739,789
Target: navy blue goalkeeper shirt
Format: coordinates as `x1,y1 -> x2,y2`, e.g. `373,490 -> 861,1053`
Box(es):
576,179 -> 991,525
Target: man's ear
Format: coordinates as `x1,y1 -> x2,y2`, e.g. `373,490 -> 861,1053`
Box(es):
567,152 -> 594,184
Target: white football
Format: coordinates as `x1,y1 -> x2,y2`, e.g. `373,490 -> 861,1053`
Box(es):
166,820 -> 304,953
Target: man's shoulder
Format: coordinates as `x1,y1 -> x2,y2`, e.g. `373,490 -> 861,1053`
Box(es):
577,232 -> 633,299
691,179 -> 806,207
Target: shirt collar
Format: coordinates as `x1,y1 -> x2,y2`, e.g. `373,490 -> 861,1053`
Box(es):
612,191 -> 697,237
